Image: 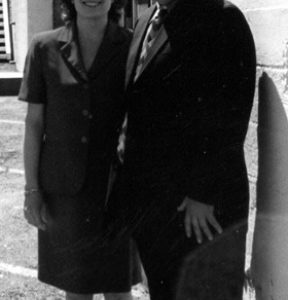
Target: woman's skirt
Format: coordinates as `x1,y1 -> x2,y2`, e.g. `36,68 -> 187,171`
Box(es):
38,178 -> 142,294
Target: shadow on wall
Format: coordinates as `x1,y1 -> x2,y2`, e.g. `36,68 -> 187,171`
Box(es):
175,72 -> 288,300
250,72 -> 288,300
176,220 -> 247,300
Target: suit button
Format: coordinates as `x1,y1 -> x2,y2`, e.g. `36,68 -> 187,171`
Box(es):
82,109 -> 89,116
88,114 -> 93,119
83,84 -> 89,90
81,136 -> 88,143
197,96 -> 203,102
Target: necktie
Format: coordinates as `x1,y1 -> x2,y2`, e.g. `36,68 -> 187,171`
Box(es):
134,7 -> 168,81
148,7 -> 168,41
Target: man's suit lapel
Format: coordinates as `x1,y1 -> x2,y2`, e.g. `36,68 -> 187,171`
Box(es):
125,5 -> 157,88
135,27 -> 168,81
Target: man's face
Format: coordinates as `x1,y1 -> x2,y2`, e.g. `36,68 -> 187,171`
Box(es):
157,0 -> 177,7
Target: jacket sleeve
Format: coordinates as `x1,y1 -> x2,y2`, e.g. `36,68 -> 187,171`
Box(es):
18,36 -> 46,104
168,3 -> 256,205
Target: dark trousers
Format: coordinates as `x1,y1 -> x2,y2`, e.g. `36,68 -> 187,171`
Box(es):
128,205 -> 246,300
131,203 -> 196,300
109,173 -> 247,300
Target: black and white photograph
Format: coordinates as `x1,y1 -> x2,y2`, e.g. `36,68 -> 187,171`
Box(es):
0,0 -> 287,299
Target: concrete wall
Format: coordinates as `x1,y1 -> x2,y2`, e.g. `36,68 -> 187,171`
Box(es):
232,0 -> 288,210
231,1 -> 288,299
10,0 -> 53,72
10,0 -> 28,72
27,0 -> 53,44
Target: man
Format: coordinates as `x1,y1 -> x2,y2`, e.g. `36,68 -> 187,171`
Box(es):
110,0 -> 256,299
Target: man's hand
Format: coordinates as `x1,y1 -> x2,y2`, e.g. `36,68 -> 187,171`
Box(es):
178,196 -> 223,243
24,192 -> 49,231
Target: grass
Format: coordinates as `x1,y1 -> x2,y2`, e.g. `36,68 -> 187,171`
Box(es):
0,123 -> 24,170
0,97 -> 27,121
0,174 -> 37,269
0,97 -> 25,171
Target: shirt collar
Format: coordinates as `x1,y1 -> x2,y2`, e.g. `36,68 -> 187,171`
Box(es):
156,0 -> 177,13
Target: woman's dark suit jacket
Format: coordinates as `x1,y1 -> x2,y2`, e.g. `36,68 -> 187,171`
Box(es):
19,22 -> 132,195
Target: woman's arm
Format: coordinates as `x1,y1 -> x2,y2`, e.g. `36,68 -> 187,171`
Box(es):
24,103 -> 44,189
23,103 -> 48,231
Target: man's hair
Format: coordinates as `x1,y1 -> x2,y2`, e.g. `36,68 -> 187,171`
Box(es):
60,0 -> 127,24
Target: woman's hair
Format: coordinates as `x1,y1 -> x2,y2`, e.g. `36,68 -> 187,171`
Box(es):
60,0 -> 127,24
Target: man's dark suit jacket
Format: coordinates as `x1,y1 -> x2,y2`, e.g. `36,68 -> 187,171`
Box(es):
19,22 -> 131,195
122,0 -> 256,224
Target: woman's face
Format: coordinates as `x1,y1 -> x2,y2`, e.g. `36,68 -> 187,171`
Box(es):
72,0 -> 113,19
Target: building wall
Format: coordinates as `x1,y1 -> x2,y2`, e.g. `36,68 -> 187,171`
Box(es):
27,0 -> 53,44
10,0 -> 53,72
231,0 -> 288,212
10,0 -> 28,72
231,1 -> 288,299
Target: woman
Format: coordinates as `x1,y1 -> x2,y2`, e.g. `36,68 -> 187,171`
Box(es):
19,0 -> 141,299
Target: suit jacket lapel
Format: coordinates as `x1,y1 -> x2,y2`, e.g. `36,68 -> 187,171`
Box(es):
59,23 -> 88,82
125,5 -> 157,88
135,27 -> 168,81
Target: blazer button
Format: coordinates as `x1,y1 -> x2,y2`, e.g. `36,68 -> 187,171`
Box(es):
81,136 -> 88,144
82,109 -> 89,116
197,96 -> 203,103
83,84 -> 89,90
